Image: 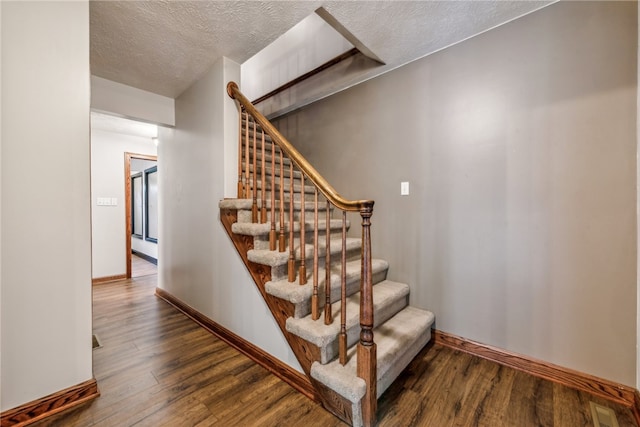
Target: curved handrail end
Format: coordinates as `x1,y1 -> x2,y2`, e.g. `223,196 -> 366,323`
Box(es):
227,81 -> 239,99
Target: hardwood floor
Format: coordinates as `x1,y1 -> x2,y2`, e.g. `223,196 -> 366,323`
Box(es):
131,253 -> 157,278
32,274 -> 636,426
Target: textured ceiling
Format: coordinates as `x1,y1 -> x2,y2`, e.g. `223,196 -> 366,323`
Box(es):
90,1 -> 554,99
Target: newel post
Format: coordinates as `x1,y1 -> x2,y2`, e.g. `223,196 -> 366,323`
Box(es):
357,203 -> 376,427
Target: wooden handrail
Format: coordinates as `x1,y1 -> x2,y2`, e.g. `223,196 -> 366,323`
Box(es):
227,82 -> 374,214
229,81 -> 377,425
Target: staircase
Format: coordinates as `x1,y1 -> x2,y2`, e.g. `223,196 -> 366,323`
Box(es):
221,82 -> 435,427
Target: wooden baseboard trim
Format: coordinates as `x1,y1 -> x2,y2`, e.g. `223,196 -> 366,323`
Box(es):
633,390 -> 640,426
92,274 -> 127,285
155,287 -> 317,402
0,378 -> 99,427
433,330 -> 637,409
131,250 -> 157,265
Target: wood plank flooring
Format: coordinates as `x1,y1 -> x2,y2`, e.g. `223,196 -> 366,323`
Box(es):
32,274 -> 637,426
131,254 -> 157,278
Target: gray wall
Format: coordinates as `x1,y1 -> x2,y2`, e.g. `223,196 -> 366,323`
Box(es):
158,57 -> 302,371
1,1 -> 93,410
274,1 -> 637,385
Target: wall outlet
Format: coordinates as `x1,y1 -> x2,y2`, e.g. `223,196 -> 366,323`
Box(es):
401,181 -> 409,196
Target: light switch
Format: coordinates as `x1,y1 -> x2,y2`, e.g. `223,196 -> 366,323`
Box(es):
111,198 -> 118,206
401,182 -> 409,196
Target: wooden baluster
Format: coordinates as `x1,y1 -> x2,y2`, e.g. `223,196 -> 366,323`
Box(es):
269,136 -> 276,250
357,205 -> 376,427
244,113 -> 250,199
260,129 -> 267,223
237,108 -> 243,198
312,188 -> 319,320
287,162 -> 296,282
251,122 -> 258,222
339,210 -> 347,365
324,200 -> 332,324
278,148 -> 286,252
298,174 -> 307,285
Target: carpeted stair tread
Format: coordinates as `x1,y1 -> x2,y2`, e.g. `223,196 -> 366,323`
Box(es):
263,199 -> 330,211
242,164 -> 302,179
244,179 -> 317,194
232,219 -> 349,237
246,151 -> 292,167
220,199 -> 253,210
220,198 -> 330,213
310,306 -> 435,403
286,280 -> 409,364
241,128 -> 273,142
266,259 -> 389,318
248,237 -> 362,267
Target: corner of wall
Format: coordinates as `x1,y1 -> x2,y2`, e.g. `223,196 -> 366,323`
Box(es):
223,57 -> 241,198
159,57 -> 301,376
0,0 -> 4,397
636,0 -> 640,391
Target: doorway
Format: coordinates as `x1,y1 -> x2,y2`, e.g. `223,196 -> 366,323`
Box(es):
90,112 -> 159,284
125,152 -> 158,278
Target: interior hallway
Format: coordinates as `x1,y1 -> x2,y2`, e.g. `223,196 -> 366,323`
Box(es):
31,274 -> 637,426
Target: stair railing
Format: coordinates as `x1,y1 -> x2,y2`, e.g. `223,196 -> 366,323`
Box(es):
227,81 -> 377,424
